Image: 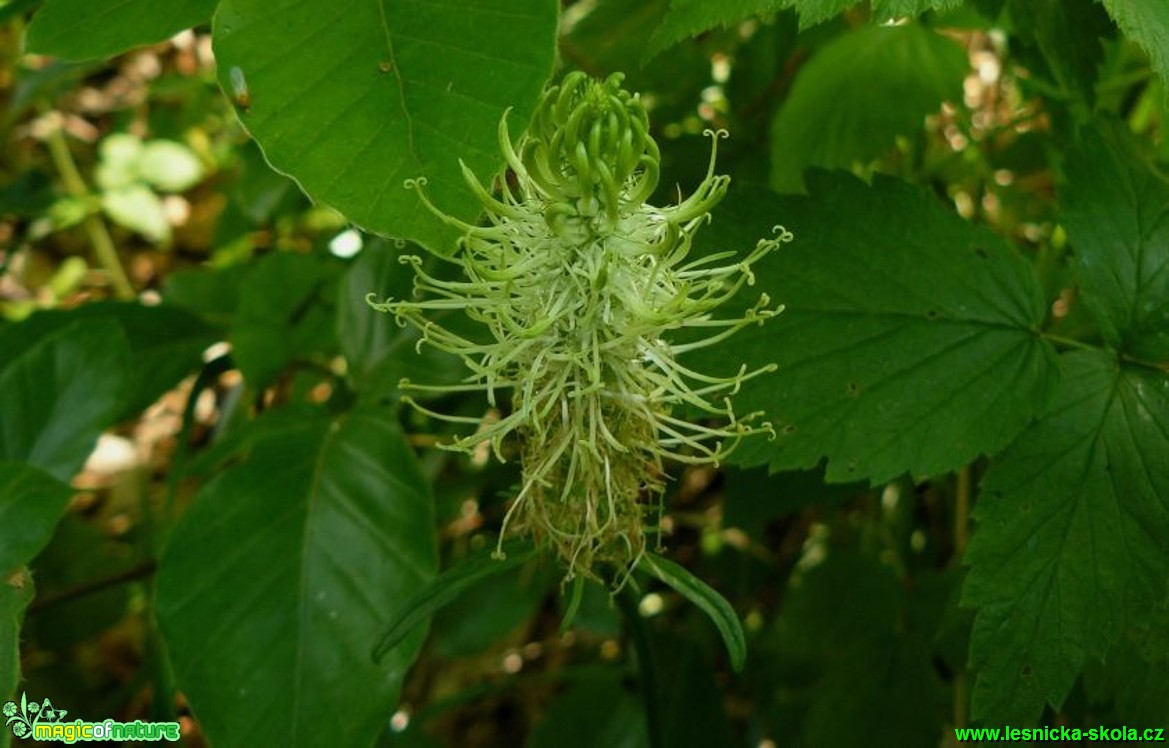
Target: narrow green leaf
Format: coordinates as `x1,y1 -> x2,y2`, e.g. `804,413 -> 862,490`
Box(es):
0,462 -> 73,575
373,541 -> 535,662
25,0 -> 217,60
687,176 -> 1059,483
1099,0 -> 1169,88
156,407 -> 437,747
769,23 -> 966,193
213,0 -> 559,255
0,319 -> 129,482
1063,120 -> 1169,361
640,552 -> 746,672
964,350 -> 1169,725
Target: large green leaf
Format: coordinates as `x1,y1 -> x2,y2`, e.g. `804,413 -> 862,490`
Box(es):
0,319 -> 129,482
687,175 -> 1058,483
769,23 -> 966,193
1009,0 -> 1110,109
646,0 -> 787,58
963,350 -> 1169,725
1062,120 -> 1169,361
155,406 -> 436,747
1100,0 -> 1169,88
6,303 -> 215,420
779,0 -> 965,30
25,0 -> 217,60
0,462 -> 73,576
868,0 -> 964,16
213,0 -> 559,255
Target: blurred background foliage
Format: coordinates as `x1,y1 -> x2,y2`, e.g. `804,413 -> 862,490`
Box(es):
1,0 -> 1168,746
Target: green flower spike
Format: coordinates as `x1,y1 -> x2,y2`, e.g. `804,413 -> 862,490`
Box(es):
369,71 -> 791,583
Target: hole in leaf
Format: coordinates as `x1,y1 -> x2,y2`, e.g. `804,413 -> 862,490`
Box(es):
846,381 -> 860,396
926,309 -> 939,319
973,247 -> 988,259
781,424 -> 797,435
1021,664 -> 1033,678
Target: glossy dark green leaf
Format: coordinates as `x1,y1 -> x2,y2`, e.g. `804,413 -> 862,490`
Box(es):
156,406 -> 436,747
372,541 -> 535,662
0,462 -> 73,575
964,350 -> 1169,725
640,552 -> 746,672
687,176 -> 1059,483
769,23 -> 966,193
0,319 -> 129,482
1063,120 -> 1169,361
213,0 -> 559,255
25,0 -> 217,60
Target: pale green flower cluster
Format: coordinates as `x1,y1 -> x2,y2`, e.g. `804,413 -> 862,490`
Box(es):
369,72 -> 790,581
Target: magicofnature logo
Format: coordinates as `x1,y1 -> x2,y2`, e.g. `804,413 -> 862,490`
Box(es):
3,692 -> 179,743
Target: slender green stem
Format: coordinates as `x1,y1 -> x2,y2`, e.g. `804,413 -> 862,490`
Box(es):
42,111 -> 135,299
1039,332 -> 1098,353
27,560 -> 157,613
616,583 -> 662,748
163,354 -> 233,533
953,466 -> 970,732
955,466 -> 970,558
1041,332 -> 1168,373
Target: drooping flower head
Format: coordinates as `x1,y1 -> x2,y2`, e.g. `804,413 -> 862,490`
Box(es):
369,72 -> 791,582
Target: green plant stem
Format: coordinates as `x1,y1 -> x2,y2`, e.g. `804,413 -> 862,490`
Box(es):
1041,333 -> 1168,373
616,584 -> 663,748
27,560 -> 157,613
953,465 -> 970,732
42,112 -> 135,300
1040,332 -> 1098,353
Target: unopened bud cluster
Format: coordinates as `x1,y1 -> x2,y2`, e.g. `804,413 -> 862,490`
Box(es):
369,72 -> 790,581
